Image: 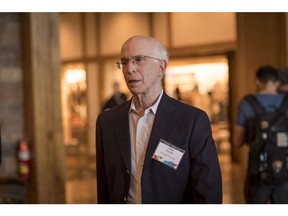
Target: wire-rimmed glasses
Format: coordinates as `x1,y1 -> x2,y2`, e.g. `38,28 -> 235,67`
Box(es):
115,55 -> 163,69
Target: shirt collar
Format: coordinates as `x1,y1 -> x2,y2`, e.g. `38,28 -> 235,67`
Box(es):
129,90 -> 163,115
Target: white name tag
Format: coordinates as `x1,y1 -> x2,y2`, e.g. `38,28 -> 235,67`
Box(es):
277,132 -> 288,147
152,139 -> 185,170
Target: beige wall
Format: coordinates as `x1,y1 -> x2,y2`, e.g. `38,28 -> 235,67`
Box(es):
170,13 -> 236,47
84,13 -> 98,57
99,13 -> 151,56
60,13 -> 83,60
151,13 -> 170,47
60,12 -> 236,59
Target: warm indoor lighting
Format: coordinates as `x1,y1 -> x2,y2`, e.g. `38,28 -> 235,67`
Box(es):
166,61 -> 228,95
65,68 -> 86,84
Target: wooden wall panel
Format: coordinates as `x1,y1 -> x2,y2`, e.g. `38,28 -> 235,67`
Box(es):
22,13 -> 66,204
151,13 -> 169,47
84,13 -> 98,57
170,13 -> 236,48
99,13 -> 150,56
86,62 -> 99,155
60,13 -> 83,60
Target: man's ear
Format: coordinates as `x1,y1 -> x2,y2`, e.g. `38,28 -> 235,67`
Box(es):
255,78 -> 260,87
159,60 -> 167,75
275,80 -> 280,89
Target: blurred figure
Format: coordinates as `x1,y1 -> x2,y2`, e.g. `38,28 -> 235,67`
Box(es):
233,65 -> 288,204
278,67 -> 288,94
173,86 -> 182,101
101,81 -> 128,112
190,85 -> 211,120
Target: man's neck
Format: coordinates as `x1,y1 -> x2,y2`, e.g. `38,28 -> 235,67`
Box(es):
132,89 -> 162,115
258,82 -> 278,94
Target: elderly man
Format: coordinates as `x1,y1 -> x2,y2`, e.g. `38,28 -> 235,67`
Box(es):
96,35 -> 222,204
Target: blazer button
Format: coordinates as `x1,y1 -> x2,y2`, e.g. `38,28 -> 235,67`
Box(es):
126,170 -> 129,174
123,197 -> 127,202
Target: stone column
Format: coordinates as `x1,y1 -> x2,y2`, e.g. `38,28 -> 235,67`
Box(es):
21,13 -> 66,204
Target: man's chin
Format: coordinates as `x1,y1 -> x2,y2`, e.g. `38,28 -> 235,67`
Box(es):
128,87 -> 142,95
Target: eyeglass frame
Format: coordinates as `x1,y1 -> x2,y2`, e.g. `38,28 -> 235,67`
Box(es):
115,55 -> 164,69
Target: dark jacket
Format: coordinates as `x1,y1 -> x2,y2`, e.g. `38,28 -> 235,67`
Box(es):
96,92 -> 222,204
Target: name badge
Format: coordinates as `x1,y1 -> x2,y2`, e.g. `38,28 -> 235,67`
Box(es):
152,139 -> 185,170
277,132 -> 288,147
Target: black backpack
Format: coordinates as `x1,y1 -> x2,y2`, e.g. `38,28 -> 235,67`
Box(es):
245,94 -> 288,184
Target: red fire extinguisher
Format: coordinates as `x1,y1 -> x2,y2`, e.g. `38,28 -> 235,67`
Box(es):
17,139 -> 31,180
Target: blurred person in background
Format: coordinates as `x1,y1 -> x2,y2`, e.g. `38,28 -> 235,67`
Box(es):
233,65 -> 288,204
101,81 -> 128,112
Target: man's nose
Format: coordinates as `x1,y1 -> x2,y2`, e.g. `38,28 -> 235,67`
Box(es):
126,59 -> 137,72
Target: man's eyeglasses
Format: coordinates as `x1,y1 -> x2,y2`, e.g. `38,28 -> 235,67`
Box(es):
115,55 -> 163,69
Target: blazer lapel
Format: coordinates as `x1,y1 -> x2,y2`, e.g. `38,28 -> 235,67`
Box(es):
143,93 -> 177,167
111,94 -> 177,171
112,101 -> 132,172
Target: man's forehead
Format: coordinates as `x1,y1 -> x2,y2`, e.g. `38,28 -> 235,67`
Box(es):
121,37 -> 158,55
127,36 -> 155,44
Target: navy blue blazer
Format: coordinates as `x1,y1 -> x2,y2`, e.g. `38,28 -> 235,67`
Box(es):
96,92 -> 222,204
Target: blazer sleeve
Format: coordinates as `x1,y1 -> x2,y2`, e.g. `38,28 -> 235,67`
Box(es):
189,111 -> 222,204
96,115 -> 111,203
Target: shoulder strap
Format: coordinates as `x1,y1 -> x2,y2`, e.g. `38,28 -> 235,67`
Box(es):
278,94 -> 288,114
244,94 -> 265,115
